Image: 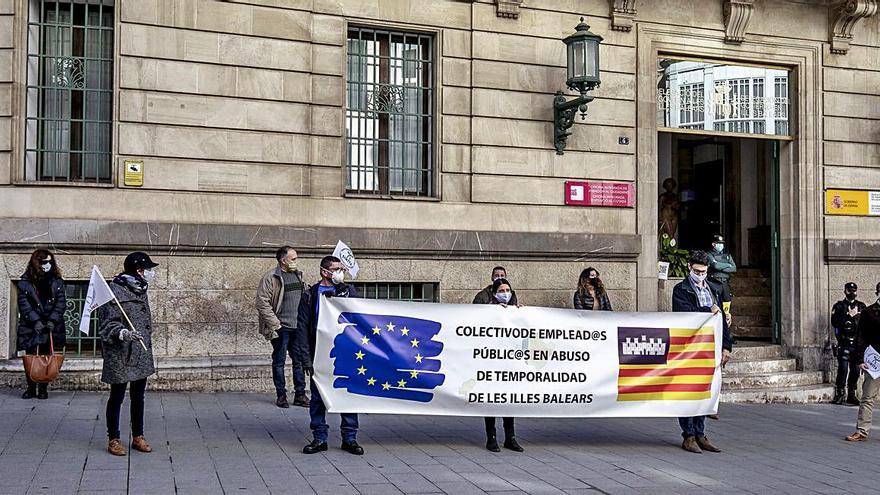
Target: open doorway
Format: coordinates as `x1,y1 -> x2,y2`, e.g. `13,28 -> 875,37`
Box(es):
658,132 -> 780,342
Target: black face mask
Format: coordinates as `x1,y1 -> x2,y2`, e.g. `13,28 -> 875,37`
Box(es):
846,293 -> 857,301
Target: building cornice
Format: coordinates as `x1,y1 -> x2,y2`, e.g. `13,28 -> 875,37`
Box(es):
830,0 -> 878,54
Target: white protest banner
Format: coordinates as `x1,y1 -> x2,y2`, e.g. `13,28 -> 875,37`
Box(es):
333,240 -> 360,279
313,297 -> 722,417
865,346 -> 880,379
79,266 -> 115,334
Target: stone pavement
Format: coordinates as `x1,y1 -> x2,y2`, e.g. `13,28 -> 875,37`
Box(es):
0,389 -> 877,495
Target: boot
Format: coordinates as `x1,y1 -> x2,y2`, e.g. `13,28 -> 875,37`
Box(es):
131,436 -> 152,453
37,383 -> 48,400
695,436 -> 721,452
292,393 -> 310,407
847,391 -> 860,406
831,388 -> 846,405
681,436 -> 702,453
485,434 -> 500,452
108,438 -> 127,456
503,422 -> 523,452
21,382 -> 36,400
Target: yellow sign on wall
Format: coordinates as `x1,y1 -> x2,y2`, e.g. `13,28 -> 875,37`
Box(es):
825,189 -> 880,216
123,160 -> 144,187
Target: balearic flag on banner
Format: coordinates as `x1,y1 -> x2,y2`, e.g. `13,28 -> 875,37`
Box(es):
616,326 -> 715,401
79,266 -> 115,334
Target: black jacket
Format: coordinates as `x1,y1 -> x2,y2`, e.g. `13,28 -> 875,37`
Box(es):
855,302 -> 880,366
831,298 -> 866,340
473,285 -> 518,305
672,277 -> 733,351
296,282 -> 359,366
17,273 -> 67,351
573,290 -> 613,311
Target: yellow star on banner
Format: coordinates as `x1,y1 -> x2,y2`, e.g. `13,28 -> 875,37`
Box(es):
360,336 -> 370,345
410,338 -> 420,348
414,353 -> 423,363
367,377 -> 376,386
397,379 -> 407,388
410,370 -> 419,379
382,382 -> 391,390
357,366 -> 367,375
372,325 -> 381,335
386,322 -> 396,332
355,351 -> 365,360
401,327 -> 410,336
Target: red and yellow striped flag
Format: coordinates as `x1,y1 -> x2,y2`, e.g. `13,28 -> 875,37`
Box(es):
617,326 -> 716,401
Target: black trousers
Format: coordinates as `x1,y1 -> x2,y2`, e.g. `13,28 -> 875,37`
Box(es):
106,378 -> 148,440
24,343 -> 52,391
835,356 -> 860,395
485,417 -> 515,438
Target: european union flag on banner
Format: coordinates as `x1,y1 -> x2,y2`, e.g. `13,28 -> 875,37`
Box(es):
331,312 -> 445,403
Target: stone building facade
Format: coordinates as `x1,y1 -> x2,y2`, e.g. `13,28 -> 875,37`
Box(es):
0,0 -> 877,391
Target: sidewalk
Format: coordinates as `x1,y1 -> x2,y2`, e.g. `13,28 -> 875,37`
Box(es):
0,389 -> 875,495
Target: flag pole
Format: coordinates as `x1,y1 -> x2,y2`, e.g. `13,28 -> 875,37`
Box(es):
111,295 -> 148,352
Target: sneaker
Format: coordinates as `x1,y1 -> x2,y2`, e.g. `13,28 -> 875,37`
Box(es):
275,395 -> 290,408
108,438 -> 127,456
341,440 -> 364,455
302,440 -> 328,454
292,394 -> 310,407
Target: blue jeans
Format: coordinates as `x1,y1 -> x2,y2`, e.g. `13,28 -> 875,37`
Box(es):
309,379 -> 358,443
679,416 -> 706,438
271,329 -> 306,396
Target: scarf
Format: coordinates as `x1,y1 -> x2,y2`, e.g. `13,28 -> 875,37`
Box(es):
113,273 -> 148,294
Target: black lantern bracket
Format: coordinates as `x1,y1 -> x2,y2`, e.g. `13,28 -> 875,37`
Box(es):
553,17 -> 603,155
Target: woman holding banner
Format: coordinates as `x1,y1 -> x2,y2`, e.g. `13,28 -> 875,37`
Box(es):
573,267 -> 612,311
16,249 -> 67,399
474,277 -> 524,453
98,252 -> 158,457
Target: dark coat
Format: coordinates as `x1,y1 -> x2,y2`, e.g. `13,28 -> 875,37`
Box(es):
855,302 -> 880,366
707,251 -> 737,283
573,289 -> 613,311
672,277 -> 734,351
831,298 -> 866,340
473,285 -> 518,305
97,278 -> 156,384
16,274 -> 67,351
296,282 -> 359,367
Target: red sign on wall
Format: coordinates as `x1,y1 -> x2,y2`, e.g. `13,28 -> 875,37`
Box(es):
564,181 -> 635,207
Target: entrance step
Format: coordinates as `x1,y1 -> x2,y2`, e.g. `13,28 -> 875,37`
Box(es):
733,315 -> 771,328
724,357 -> 796,374
721,384 -> 835,403
731,342 -> 784,360
731,296 -> 771,316
733,326 -> 772,339
729,280 -> 771,297
722,371 -> 824,389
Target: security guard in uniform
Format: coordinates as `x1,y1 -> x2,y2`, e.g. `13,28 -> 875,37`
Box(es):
831,282 -> 866,405
707,235 -> 736,310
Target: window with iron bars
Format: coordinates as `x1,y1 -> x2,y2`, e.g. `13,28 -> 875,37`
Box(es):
352,282 -> 439,303
25,0 -> 114,183
55,281 -> 102,357
346,28 -> 434,197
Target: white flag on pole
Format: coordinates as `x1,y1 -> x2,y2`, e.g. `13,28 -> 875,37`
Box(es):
79,266 -> 115,334
333,240 -> 360,279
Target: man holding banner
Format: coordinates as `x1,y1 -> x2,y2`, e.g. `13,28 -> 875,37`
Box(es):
672,250 -> 733,454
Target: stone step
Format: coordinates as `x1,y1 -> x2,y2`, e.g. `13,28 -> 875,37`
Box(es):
734,315 -> 771,327
733,325 -> 773,339
722,371 -> 824,390
731,343 -> 785,360
724,357 -> 797,374
721,384 -> 835,403
736,268 -> 767,278
730,284 -> 772,297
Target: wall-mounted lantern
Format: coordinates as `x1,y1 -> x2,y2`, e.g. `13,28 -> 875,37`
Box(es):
553,18 -> 603,155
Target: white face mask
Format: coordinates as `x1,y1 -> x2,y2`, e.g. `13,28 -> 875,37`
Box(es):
331,269 -> 345,284
495,292 -> 512,304
142,269 -> 156,283
714,244 -> 724,253
690,270 -> 707,284
41,263 -> 52,273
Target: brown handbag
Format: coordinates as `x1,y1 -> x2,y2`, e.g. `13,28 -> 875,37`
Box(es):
23,333 -> 64,383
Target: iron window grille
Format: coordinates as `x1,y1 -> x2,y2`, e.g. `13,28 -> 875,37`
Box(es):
346,27 -> 434,197
61,281 -> 102,357
25,0 -> 114,183
352,282 -> 438,303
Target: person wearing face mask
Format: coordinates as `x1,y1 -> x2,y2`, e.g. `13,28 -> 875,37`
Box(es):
573,267 -> 613,311
16,249 -> 67,400
707,235 -> 736,310
671,250 -> 733,454
296,255 -> 363,455
256,246 -> 309,408
831,282 -> 867,405
97,252 -> 158,457
473,266 -> 518,305
846,282 -> 880,442
474,278 -> 524,453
